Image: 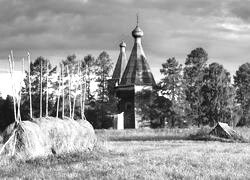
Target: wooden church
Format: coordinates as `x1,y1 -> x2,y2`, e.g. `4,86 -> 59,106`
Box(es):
109,19 -> 156,129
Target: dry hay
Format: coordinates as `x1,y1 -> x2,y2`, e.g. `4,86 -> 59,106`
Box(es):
0,117 -> 96,160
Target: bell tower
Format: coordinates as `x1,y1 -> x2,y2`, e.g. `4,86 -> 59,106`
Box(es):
115,16 -> 156,128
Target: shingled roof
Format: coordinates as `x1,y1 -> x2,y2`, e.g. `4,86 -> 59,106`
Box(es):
120,25 -> 155,86
112,41 -> 127,84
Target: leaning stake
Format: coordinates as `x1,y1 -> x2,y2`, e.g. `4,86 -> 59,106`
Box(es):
82,64 -> 87,115
62,63 -> 65,118
71,65 -> 78,119
56,65 -> 61,118
8,53 -> 17,122
27,52 -> 33,118
40,59 -> 43,118
66,65 -> 72,118
45,60 -> 49,117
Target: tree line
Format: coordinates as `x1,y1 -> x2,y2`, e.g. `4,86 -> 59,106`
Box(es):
0,51 -> 114,131
0,47 -> 250,130
148,47 -> 250,128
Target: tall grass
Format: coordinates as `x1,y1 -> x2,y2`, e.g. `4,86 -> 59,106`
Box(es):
235,127 -> 250,140
96,127 -> 199,142
96,126 -> 250,142
0,127 -> 250,179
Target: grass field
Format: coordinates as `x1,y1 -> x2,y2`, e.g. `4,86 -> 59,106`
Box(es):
1,127 -> 250,179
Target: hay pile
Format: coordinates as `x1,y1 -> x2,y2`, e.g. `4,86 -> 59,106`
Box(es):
1,117 -> 96,159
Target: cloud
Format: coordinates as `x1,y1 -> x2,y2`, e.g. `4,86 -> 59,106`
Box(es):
227,0 -> 250,22
0,0 -> 225,53
0,0 -> 250,96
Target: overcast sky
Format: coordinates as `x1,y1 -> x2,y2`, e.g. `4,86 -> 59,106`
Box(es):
1,0 -> 250,97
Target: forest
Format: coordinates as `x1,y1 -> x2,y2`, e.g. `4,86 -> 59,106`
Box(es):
0,47 -> 249,131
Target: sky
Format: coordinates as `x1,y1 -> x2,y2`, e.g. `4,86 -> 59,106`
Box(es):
1,0 -> 250,97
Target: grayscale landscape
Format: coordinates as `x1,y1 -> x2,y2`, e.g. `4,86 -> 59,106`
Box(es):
0,0 -> 250,179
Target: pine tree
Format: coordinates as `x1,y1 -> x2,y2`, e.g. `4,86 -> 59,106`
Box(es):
200,62 -> 233,126
22,57 -> 57,118
159,57 -> 185,127
95,51 -> 113,103
62,54 -> 84,119
160,57 -> 182,102
95,51 -> 113,127
234,63 -> 250,125
183,47 -> 208,126
83,54 -> 96,103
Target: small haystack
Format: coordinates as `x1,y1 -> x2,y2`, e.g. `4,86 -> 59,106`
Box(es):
0,51 -> 97,160
209,122 -> 244,141
0,117 -> 96,159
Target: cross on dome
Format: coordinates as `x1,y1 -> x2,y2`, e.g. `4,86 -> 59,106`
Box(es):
132,14 -> 144,38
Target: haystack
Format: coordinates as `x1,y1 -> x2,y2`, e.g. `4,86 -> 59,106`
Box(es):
209,122 -> 243,141
1,117 -> 96,159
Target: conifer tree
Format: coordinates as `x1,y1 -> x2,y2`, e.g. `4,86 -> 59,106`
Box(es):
95,51 -> 113,103
160,57 -> 183,102
183,48 -> 208,126
234,63 -> 250,125
159,57 -> 185,126
83,54 -> 95,103
94,51 -> 113,127
200,62 -> 233,125
22,57 -> 57,118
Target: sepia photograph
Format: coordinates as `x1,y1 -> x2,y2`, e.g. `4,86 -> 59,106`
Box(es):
0,0 -> 250,179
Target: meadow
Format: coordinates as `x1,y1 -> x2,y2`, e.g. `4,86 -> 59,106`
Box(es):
0,127 -> 250,179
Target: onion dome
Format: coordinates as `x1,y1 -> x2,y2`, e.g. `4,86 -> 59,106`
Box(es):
111,41 -> 127,84
120,25 -> 155,86
119,41 -> 126,48
132,26 -> 144,38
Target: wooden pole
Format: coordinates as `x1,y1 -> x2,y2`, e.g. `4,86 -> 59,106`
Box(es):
56,65 -> 61,118
27,52 -> 33,119
69,66 -> 72,118
11,52 -> 17,120
79,61 -> 83,120
10,51 -> 17,121
82,64 -> 88,116
62,63 -> 65,119
80,77 -> 83,119
78,61 -> 83,119
16,58 -> 25,122
8,53 -> 17,122
71,64 -> 79,120
0,129 -> 17,155
11,132 -> 17,156
66,66 -> 72,118
40,59 -> 43,118
45,60 -> 49,117
71,88 -> 76,119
